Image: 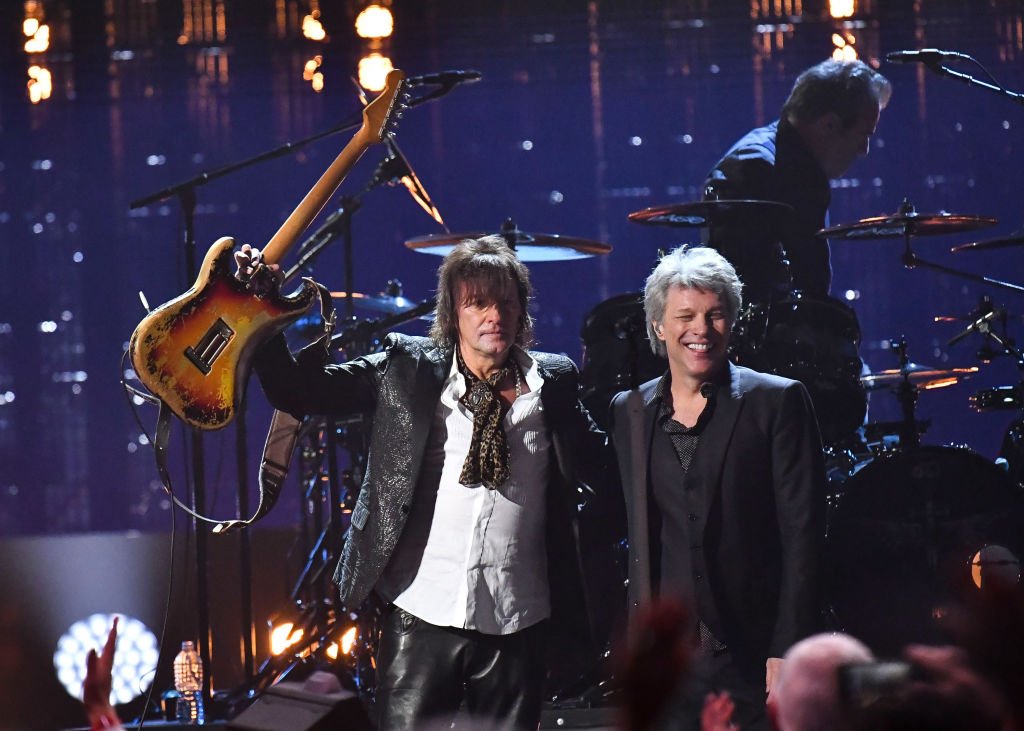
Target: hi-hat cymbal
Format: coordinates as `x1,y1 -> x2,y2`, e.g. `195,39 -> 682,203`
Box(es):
627,199 -> 793,227
405,231 -> 611,261
819,210 -> 998,240
951,232 -> 1024,252
330,291 -> 424,314
860,363 -> 979,391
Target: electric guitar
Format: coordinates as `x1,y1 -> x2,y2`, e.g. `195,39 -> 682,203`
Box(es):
130,69 -> 406,430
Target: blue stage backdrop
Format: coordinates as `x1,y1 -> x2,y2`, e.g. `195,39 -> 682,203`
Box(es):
1,0 -> 1022,539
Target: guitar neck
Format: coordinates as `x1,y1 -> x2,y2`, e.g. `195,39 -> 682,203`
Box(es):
262,135 -> 370,265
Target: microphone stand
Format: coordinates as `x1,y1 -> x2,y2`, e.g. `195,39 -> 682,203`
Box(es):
126,79 -> 464,700
922,59 -> 1024,107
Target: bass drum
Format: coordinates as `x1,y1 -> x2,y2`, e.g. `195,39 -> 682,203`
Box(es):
579,293 -> 667,430
827,446 -> 1024,655
732,292 -> 867,447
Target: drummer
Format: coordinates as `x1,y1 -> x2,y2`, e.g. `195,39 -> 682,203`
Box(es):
703,58 -> 892,302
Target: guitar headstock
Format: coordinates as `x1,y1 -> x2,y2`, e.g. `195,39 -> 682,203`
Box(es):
358,69 -> 407,146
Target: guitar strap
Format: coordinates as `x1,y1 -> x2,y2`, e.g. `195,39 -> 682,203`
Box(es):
212,278 -> 336,535
141,277 -> 334,533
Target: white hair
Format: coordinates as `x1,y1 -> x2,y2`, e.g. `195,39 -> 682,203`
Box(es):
643,245 -> 743,357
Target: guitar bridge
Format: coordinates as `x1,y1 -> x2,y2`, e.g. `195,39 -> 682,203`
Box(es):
185,318 -> 235,375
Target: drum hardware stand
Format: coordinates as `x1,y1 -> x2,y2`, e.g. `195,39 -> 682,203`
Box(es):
222,412 -> 370,713
952,300 -> 1024,483
895,198 -> 1024,295
890,336 -> 923,449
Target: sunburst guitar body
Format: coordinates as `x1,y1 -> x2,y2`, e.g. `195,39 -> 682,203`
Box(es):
130,70 -> 406,430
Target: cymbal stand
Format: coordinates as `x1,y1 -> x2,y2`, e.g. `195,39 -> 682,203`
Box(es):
896,198 -> 1024,295
890,336 -> 922,449
952,300 -> 1024,483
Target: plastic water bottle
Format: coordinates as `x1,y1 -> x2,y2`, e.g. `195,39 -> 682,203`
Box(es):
172,640 -> 205,724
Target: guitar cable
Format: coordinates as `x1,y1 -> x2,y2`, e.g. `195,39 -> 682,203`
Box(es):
120,348 -> 179,728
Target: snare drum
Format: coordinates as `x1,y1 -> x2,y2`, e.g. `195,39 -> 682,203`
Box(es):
732,292 -> 867,446
827,446 -> 1024,654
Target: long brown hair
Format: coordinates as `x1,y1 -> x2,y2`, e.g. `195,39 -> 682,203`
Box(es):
429,235 -> 535,350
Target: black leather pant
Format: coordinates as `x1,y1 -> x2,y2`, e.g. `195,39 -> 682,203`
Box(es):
374,606 -> 546,731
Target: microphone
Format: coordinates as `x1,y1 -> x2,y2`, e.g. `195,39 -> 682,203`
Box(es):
405,70 -> 482,87
885,49 -> 966,65
700,382 -> 715,400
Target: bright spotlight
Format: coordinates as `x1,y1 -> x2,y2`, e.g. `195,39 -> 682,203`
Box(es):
53,614 -> 158,705
302,13 -> 326,41
829,0 -> 855,18
270,622 -> 304,655
340,626 -> 357,655
355,4 -> 393,39
358,53 -> 393,92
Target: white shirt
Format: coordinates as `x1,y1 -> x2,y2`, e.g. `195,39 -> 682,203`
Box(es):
376,347 -> 552,635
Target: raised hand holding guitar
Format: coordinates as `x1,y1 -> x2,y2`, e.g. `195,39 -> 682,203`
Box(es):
129,69 -> 406,430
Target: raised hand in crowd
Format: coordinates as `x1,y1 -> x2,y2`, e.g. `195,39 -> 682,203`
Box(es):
82,617 -> 125,731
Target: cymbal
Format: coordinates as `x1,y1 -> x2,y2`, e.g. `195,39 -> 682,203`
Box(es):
405,231 -> 611,262
627,199 -> 793,227
330,291 -> 425,314
819,211 -> 998,240
860,363 -> 979,391
951,232 -> 1024,252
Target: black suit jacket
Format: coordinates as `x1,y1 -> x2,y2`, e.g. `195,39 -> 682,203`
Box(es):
703,119 -> 832,300
255,333 -> 603,642
610,363 -> 825,670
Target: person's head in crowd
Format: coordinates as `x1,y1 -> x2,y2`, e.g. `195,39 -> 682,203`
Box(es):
770,632 -> 874,731
781,59 -> 892,179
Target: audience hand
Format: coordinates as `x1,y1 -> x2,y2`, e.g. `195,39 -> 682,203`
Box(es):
701,690 -> 738,731
765,656 -> 783,703
82,617 -> 123,731
619,597 -> 695,731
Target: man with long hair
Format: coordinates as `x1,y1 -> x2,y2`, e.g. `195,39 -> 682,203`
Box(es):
247,235 -> 603,730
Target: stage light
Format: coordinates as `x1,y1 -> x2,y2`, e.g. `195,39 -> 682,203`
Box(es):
27,65 -> 52,104
302,13 -> 326,41
340,626 -> 357,655
303,56 -> 325,92
358,53 -> 393,92
829,0 -> 855,18
24,23 -> 50,53
831,33 -> 858,61
53,614 -> 158,705
270,621 -> 304,655
324,625 -> 357,661
355,3 -> 393,40
971,545 -> 1021,589
303,56 -> 322,81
